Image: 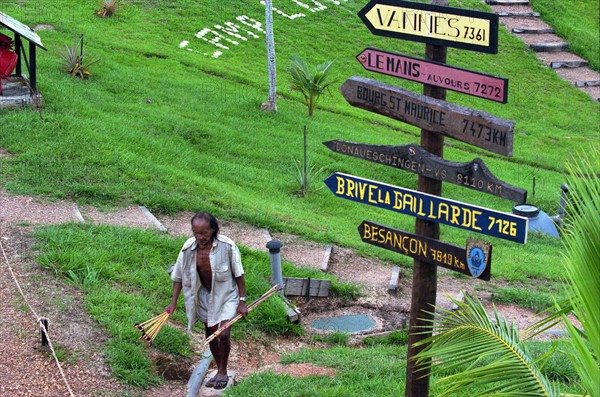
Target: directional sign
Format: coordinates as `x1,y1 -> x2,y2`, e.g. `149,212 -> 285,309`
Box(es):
358,0 -> 499,54
323,140 -> 527,203
340,77 -> 515,156
357,47 -> 508,103
324,172 -> 528,243
358,220 -> 491,280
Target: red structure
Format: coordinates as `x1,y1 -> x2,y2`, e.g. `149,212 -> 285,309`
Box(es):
0,11 -> 46,94
0,33 -> 18,94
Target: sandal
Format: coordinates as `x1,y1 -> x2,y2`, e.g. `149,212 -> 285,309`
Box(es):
205,376 -> 218,388
213,376 -> 229,390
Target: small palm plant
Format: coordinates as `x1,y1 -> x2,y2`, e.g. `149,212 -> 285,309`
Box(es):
97,0 -> 121,17
413,150 -> 600,397
288,56 -> 334,117
58,36 -> 99,79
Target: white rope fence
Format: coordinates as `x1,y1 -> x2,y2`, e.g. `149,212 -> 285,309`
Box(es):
0,239 -> 76,397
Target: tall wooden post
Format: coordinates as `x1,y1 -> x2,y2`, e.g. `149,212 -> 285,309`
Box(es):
405,1 -> 448,396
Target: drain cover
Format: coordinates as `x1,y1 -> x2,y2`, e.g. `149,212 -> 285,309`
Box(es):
310,314 -> 376,334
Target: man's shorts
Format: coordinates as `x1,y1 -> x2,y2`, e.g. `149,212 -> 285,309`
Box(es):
197,287 -> 210,324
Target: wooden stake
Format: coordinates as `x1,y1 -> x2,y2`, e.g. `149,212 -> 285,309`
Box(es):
405,1 -> 448,396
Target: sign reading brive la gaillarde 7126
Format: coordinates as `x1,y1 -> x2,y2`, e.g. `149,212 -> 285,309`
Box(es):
323,140 -> 527,203
325,172 -> 528,244
358,220 -> 492,280
358,0 -> 499,54
341,76 -> 515,156
357,48 -> 508,103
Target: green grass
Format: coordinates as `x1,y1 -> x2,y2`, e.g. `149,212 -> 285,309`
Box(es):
312,331 -> 350,346
530,0 -> 600,71
33,223 -> 355,385
226,340 -> 583,397
490,286 -> 561,312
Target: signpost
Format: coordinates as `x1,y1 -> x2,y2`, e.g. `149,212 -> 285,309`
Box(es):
324,172 -> 528,244
357,47 -> 508,103
323,140 -> 527,202
331,0 -> 519,395
358,0 -> 499,54
341,76 -> 515,156
358,220 -> 492,280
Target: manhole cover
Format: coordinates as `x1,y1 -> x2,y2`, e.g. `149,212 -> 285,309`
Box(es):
310,314 -> 376,334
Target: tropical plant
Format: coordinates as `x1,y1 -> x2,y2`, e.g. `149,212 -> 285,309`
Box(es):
288,56 -> 334,117
58,36 -> 99,79
559,150 -> 600,396
413,150 -> 599,397
96,0 -> 121,18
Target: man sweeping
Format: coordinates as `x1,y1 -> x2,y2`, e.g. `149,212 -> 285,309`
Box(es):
165,212 -> 248,390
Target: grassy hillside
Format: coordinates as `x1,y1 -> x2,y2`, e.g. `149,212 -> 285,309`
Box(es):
530,0 -> 599,71
0,0 -> 597,281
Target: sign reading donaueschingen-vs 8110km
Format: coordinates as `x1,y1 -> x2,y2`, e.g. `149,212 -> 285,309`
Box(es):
358,0 -> 499,54
325,172 -> 528,244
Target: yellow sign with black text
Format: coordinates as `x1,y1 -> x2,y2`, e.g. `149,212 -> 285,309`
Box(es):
358,0 -> 499,54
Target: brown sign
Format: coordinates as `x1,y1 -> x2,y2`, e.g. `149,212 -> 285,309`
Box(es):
340,76 -> 515,156
323,140 -> 526,203
358,220 -> 491,280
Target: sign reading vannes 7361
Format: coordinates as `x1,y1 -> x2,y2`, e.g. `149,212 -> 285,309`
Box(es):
358,0 -> 499,54
324,172 -> 528,244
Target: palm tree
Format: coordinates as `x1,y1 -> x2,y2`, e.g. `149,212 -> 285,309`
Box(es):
413,150 -> 600,397
288,56 -> 334,117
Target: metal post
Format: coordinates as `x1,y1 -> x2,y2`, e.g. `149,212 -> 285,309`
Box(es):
14,34 -> 22,77
405,1 -> 448,396
29,42 -> 37,92
266,240 -> 284,293
40,318 -> 49,346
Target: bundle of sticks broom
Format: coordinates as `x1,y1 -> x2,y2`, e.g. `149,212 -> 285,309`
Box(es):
134,284 -> 282,347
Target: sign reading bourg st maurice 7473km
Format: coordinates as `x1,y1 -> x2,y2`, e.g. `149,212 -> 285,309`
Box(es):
341,76 -> 515,156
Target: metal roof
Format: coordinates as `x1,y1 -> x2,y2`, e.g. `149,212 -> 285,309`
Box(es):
0,11 -> 46,50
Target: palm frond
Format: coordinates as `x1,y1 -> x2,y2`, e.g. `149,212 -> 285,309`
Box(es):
414,294 -> 559,397
560,149 -> 600,396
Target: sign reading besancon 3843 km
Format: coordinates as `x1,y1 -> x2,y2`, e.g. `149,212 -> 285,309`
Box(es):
358,0 -> 499,54
324,172 -> 528,244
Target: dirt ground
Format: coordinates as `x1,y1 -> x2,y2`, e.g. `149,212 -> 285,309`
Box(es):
0,188 -> 566,396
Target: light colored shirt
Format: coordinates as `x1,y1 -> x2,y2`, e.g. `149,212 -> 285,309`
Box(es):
171,234 -> 244,329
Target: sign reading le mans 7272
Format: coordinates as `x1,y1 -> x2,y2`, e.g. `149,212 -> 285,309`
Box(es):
324,172 -> 528,244
358,0 -> 499,54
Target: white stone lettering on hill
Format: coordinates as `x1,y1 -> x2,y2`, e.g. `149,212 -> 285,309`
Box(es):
182,0 -> 347,58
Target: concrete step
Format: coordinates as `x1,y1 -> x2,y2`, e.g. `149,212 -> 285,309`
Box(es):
550,60 -> 589,69
491,4 -> 540,17
555,67 -> 600,87
536,51 -> 588,68
530,42 -> 569,52
580,85 -> 600,102
512,27 -> 554,34
487,0 -> 529,4
498,11 -> 540,17
500,16 -> 553,33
